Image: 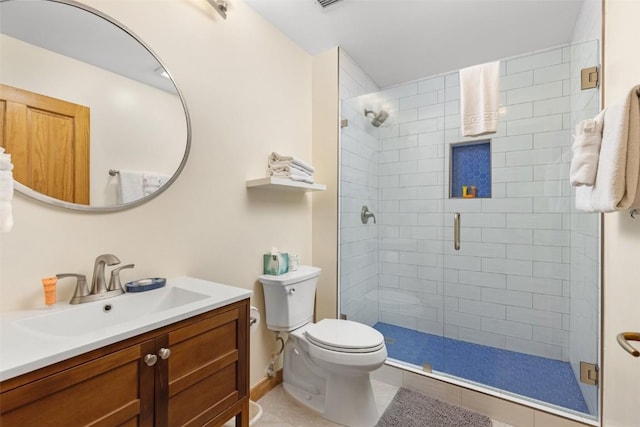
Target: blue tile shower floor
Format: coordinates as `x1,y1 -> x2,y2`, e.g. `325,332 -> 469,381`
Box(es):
374,322 -> 589,414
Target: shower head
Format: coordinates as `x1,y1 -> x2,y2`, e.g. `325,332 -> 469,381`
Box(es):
364,109 -> 389,127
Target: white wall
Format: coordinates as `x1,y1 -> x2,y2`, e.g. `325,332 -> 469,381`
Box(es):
0,0 -> 313,389
602,1 -> 640,425
0,35 -> 185,206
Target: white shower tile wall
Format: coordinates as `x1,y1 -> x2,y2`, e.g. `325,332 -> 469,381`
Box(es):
376,44 -> 585,362
339,49 -> 380,325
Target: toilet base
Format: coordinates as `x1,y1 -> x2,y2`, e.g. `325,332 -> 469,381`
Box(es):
283,338 -> 380,427
283,372 -> 379,427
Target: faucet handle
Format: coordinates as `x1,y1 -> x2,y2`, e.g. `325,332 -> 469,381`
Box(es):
108,264 -> 135,292
56,273 -> 89,304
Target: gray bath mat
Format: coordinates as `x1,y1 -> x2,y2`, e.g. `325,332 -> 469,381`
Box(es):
376,388 -> 492,427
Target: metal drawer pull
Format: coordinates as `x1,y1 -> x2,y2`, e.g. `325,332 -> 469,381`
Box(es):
454,212 -> 460,251
616,332 -> 640,357
158,348 -> 171,360
144,354 -> 158,366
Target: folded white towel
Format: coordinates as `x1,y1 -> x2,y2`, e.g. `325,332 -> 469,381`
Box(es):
570,110 -> 605,186
0,171 -> 13,201
576,85 -> 640,212
268,152 -> 315,174
288,175 -> 315,184
269,167 -> 314,182
0,200 -> 13,232
460,61 -> 500,137
0,149 -> 12,171
268,164 -> 312,178
0,156 -> 12,171
117,170 -> 144,204
0,151 -> 13,232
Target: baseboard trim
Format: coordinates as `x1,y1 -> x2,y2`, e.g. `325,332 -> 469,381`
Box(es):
250,369 -> 283,401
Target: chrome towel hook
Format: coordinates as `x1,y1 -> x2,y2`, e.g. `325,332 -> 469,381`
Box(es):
631,209 -> 638,219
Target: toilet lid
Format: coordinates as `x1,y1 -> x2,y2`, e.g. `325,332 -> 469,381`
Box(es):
305,319 -> 385,353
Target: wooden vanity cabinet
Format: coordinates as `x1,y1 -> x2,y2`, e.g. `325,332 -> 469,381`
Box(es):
0,299 -> 250,427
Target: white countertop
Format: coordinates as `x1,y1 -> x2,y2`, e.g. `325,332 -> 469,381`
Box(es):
0,276 -> 252,382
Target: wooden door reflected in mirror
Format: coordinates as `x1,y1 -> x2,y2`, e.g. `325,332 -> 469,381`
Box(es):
1,84 -> 89,204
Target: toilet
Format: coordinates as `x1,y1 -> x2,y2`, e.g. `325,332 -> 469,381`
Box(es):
259,266 -> 387,427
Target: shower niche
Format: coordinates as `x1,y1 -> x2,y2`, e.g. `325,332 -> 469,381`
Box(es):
449,140 -> 491,198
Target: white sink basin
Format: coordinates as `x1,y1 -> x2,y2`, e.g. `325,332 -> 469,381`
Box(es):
14,286 -> 210,337
0,276 -> 253,382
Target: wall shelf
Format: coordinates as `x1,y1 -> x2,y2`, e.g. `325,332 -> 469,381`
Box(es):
246,177 -> 326,192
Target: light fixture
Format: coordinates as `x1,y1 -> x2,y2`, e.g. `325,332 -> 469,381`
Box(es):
207,0 -> 227,19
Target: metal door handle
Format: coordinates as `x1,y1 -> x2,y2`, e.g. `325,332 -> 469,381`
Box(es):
454,212 -> 460,251
617,332 -> 640,357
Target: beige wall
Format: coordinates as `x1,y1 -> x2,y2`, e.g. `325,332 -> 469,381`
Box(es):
0,0 -> 312,388
312,48 -> 339,321
602,1 -> 640,425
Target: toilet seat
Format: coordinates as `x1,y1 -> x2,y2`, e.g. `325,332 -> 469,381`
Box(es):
304,319 -> 385,353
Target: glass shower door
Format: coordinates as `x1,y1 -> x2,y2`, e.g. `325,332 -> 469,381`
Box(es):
440,41 -> 600,418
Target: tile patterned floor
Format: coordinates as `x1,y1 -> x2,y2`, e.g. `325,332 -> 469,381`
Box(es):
253,380 -> 512,427
374,322 -> 589,414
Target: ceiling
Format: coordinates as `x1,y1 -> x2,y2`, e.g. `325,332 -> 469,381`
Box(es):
244,0 -> 588,88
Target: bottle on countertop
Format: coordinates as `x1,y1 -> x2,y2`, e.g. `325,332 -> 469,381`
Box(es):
41,276 -> 57,306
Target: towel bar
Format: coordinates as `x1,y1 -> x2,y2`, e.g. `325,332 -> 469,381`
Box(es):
109,169 -> 119,176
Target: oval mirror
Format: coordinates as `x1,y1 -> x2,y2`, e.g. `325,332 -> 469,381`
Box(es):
0,0 -> 190,212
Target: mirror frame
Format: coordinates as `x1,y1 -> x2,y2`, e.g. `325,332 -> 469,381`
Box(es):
5,0 -> 191,212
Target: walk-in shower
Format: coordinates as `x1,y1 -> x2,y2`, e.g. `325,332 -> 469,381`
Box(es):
339,39 -> 601,424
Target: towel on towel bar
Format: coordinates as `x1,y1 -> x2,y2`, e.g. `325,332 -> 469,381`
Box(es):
576,85 -> 640,212
570,110 -> 605,186
460,61 -> 500,137
142,173 -> 170,196
117,170 -> 144,204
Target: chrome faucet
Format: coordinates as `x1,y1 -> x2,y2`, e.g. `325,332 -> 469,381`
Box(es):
91,254 -> 121,295
57,254 -> 134,304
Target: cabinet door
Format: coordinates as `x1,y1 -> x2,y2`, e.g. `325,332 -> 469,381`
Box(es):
0,340 -> 155,427
161,305 -> 248,427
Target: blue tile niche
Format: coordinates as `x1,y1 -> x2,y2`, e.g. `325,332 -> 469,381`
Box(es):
450,140 -> 491,198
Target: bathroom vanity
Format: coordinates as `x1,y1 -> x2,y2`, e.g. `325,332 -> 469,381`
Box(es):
0,277 -> 251,427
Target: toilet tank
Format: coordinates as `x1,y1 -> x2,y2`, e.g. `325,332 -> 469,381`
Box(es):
258,266 -> 321,332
